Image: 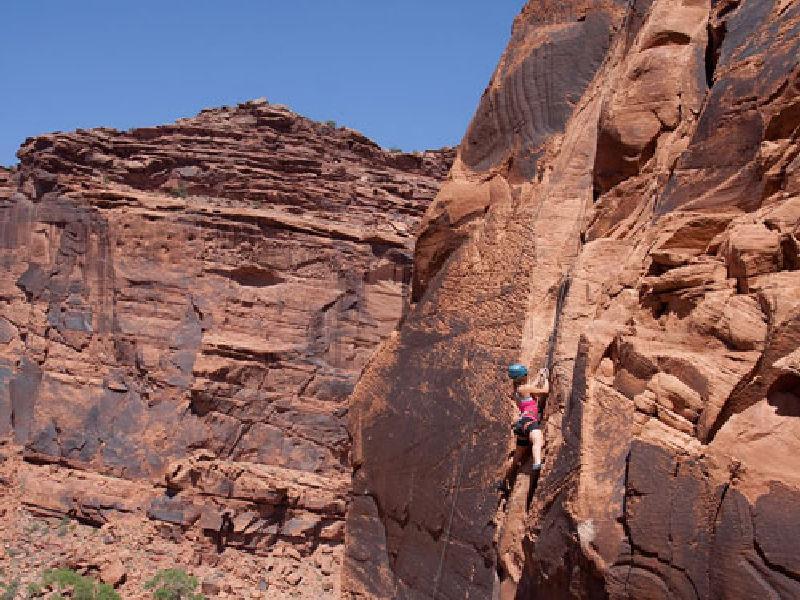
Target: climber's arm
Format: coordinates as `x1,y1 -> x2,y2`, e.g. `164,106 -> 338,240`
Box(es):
519,368 -> 549,396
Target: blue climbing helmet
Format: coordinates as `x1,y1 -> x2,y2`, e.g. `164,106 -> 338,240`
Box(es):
508,363 -> 528,380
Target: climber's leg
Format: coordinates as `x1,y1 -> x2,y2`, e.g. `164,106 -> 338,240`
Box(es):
497,437 -> 530,494
529,428 -> 543,468
512,443 -> 528,469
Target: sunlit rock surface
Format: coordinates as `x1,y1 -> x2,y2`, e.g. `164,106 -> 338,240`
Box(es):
0,100 -> 452,598
344,1 -> 800,598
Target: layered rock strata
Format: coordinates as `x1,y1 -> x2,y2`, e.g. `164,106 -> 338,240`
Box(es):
0,167 -> 13,190
0,100 -> 452,597
344,1 -> 800,598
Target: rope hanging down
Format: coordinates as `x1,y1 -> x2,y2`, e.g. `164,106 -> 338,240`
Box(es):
433,186 -> 588,597
545,274 -> 572,371
431,351 -> 481,600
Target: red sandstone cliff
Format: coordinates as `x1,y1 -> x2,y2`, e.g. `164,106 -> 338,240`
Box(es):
0,100 -> 452,597
344,1 -> 800,598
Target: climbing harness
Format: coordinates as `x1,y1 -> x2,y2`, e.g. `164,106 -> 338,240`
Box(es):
512,415 -> 540,444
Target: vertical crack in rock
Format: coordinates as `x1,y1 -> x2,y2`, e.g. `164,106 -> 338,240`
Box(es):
704,22 -> 723,88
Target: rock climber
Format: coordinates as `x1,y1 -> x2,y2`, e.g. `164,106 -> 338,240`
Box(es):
507,363 -> 548,471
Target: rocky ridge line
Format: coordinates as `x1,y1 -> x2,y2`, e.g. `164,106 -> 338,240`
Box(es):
0,100 -> 453,598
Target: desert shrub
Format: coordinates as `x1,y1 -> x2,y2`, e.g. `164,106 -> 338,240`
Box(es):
0,579 -> 19,600
144,569 -> 205,600
25,520 -> 47,536
39,569 -> 120,600
169,183 -> 188,198
324,120 -> 337,128
57,516 -> 70,537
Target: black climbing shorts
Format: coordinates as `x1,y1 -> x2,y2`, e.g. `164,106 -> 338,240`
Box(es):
513,416 -> 540,446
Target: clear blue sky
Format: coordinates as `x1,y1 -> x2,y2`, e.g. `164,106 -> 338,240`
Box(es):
0,1 -> 526,166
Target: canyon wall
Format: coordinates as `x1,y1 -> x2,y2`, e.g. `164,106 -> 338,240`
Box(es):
0,101 -> 452,598
344,1 -> 800,598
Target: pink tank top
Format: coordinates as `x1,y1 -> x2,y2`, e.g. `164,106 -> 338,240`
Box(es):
514,391 -> 539,421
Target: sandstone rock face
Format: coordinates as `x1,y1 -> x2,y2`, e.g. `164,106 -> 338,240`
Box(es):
0,100 -> 452,597
0,167 -> 12,189
344,1 -> 800,598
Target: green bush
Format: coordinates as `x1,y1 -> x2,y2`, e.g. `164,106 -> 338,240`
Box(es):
57,516 -> 70,537
39,569 -> 120,600
0,579 -> 19,600
25,520 -> 47,536
324,120 -> 337,128
144,569 -> 205,600
169,183 -> 188,198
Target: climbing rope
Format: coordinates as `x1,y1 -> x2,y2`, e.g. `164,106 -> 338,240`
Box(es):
545,274 -> 572,371
538,189 -> 589,419
541,181 -> 589,366
430,190 -> 560,596
431,431 -> 468,599
431,351 -> 481,600
432,179 -> 591,597
430,193 -> 551,598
